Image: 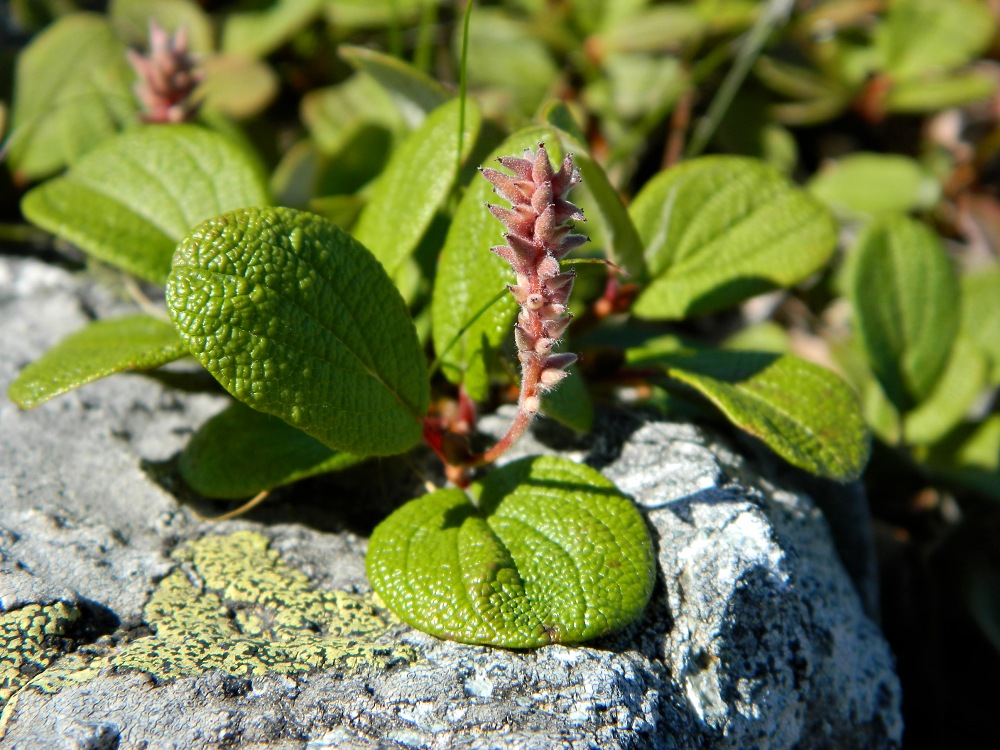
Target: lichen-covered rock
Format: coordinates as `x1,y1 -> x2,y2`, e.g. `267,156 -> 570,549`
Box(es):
0,257 -> 901,748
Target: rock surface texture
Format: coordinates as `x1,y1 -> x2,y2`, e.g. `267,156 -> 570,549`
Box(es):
0,256 -> 902,749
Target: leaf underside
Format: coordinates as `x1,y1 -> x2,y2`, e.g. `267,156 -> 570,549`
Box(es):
368,455 -> 655,648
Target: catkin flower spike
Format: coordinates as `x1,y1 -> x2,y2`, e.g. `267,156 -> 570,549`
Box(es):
127,20 -> 202,124
476,144 -> 586,465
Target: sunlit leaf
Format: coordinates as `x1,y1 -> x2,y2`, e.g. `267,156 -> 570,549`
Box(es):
637,349 -> 870,481
352,98 -> 481,277
166,207 -> 429,456
22,125 -> 270,283
630,156 -> 837,319
368,456 -> 655,647
9,315 -> 187,409
6,13 -> 137,180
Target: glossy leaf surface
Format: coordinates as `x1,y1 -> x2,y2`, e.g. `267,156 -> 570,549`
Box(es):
368,456 -> 655,648
9,315 -> 187,409
166,207 -> 428,456
22,125 -> 270,283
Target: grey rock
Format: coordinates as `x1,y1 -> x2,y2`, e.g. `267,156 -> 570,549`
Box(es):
0,257 -> 901,748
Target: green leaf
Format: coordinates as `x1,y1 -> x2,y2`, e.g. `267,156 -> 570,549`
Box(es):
180,402 -> 362,499
876,0 -> 994,80
22,124 -> 270,284
166,207 -> 429,456
221,0 -> 324,57
847,215 -> 960,413
367,456 -> 655,647
540,366 -> 594,433
324,0 -> 426,27
962,267 -> 1000,384
352,98 -> 481,277
6,13 -> 138,180
301,74 -> 404,156
339,44 -> 450,128
885,71 -> 997,114
905,336 -> 989,446
808,153 -> 940,218
8,315 -> 188,409
431,127 -> 555,401
594,4 -> 705,53
458,9 -> 560,117
545,103 -> 647,279
196,55 -> 280,120
630,156 -> 837,319
642,350 -> 870,481
926,415 -> 1000,499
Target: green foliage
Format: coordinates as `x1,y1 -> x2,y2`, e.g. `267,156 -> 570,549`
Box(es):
22,125 -> 270,283
180,402 -> 363,499
166,207 -> 429,456
847,215 -> 960,413
6,13 -> 138,180
10,0 -> 1000,664
353,98 -> 481,278
629,156 -> 837,319
367,456 -> 655,647
635,350 -> 870,481
8,315 -> 188,409
808,153 -> 940,219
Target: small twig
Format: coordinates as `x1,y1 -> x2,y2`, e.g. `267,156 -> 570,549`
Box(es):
194,490 -> 271,522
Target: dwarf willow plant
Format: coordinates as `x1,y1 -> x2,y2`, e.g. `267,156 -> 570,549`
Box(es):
6,9 -> 880,649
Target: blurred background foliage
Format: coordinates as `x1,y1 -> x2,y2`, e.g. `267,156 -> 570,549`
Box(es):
2,1 -> 1000,746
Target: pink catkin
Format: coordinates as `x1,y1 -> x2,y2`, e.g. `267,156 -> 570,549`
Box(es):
126,20 -> 202,124
476,144 -> 586,464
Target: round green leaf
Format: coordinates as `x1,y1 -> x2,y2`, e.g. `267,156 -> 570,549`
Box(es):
166,207 -> 429,456
368,456 -> 655,647
22,124 -> 270,283
847,215 -> 960,413
629,156 -> 837,319
650,350 -> 871,481
180,402 -> 363,499
8,315 -> 188,409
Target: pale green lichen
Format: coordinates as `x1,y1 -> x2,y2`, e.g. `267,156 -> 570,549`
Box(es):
1,531 -> 417,736
112,530 -> 417,678
0,601 -> 80,706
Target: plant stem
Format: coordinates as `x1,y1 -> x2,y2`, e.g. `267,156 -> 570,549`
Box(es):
686,0 -> 793,158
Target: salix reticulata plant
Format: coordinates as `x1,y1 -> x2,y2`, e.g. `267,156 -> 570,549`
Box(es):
476,144 -> 586,464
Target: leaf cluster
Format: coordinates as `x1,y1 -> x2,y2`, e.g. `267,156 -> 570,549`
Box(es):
4,0 -> 1000,660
